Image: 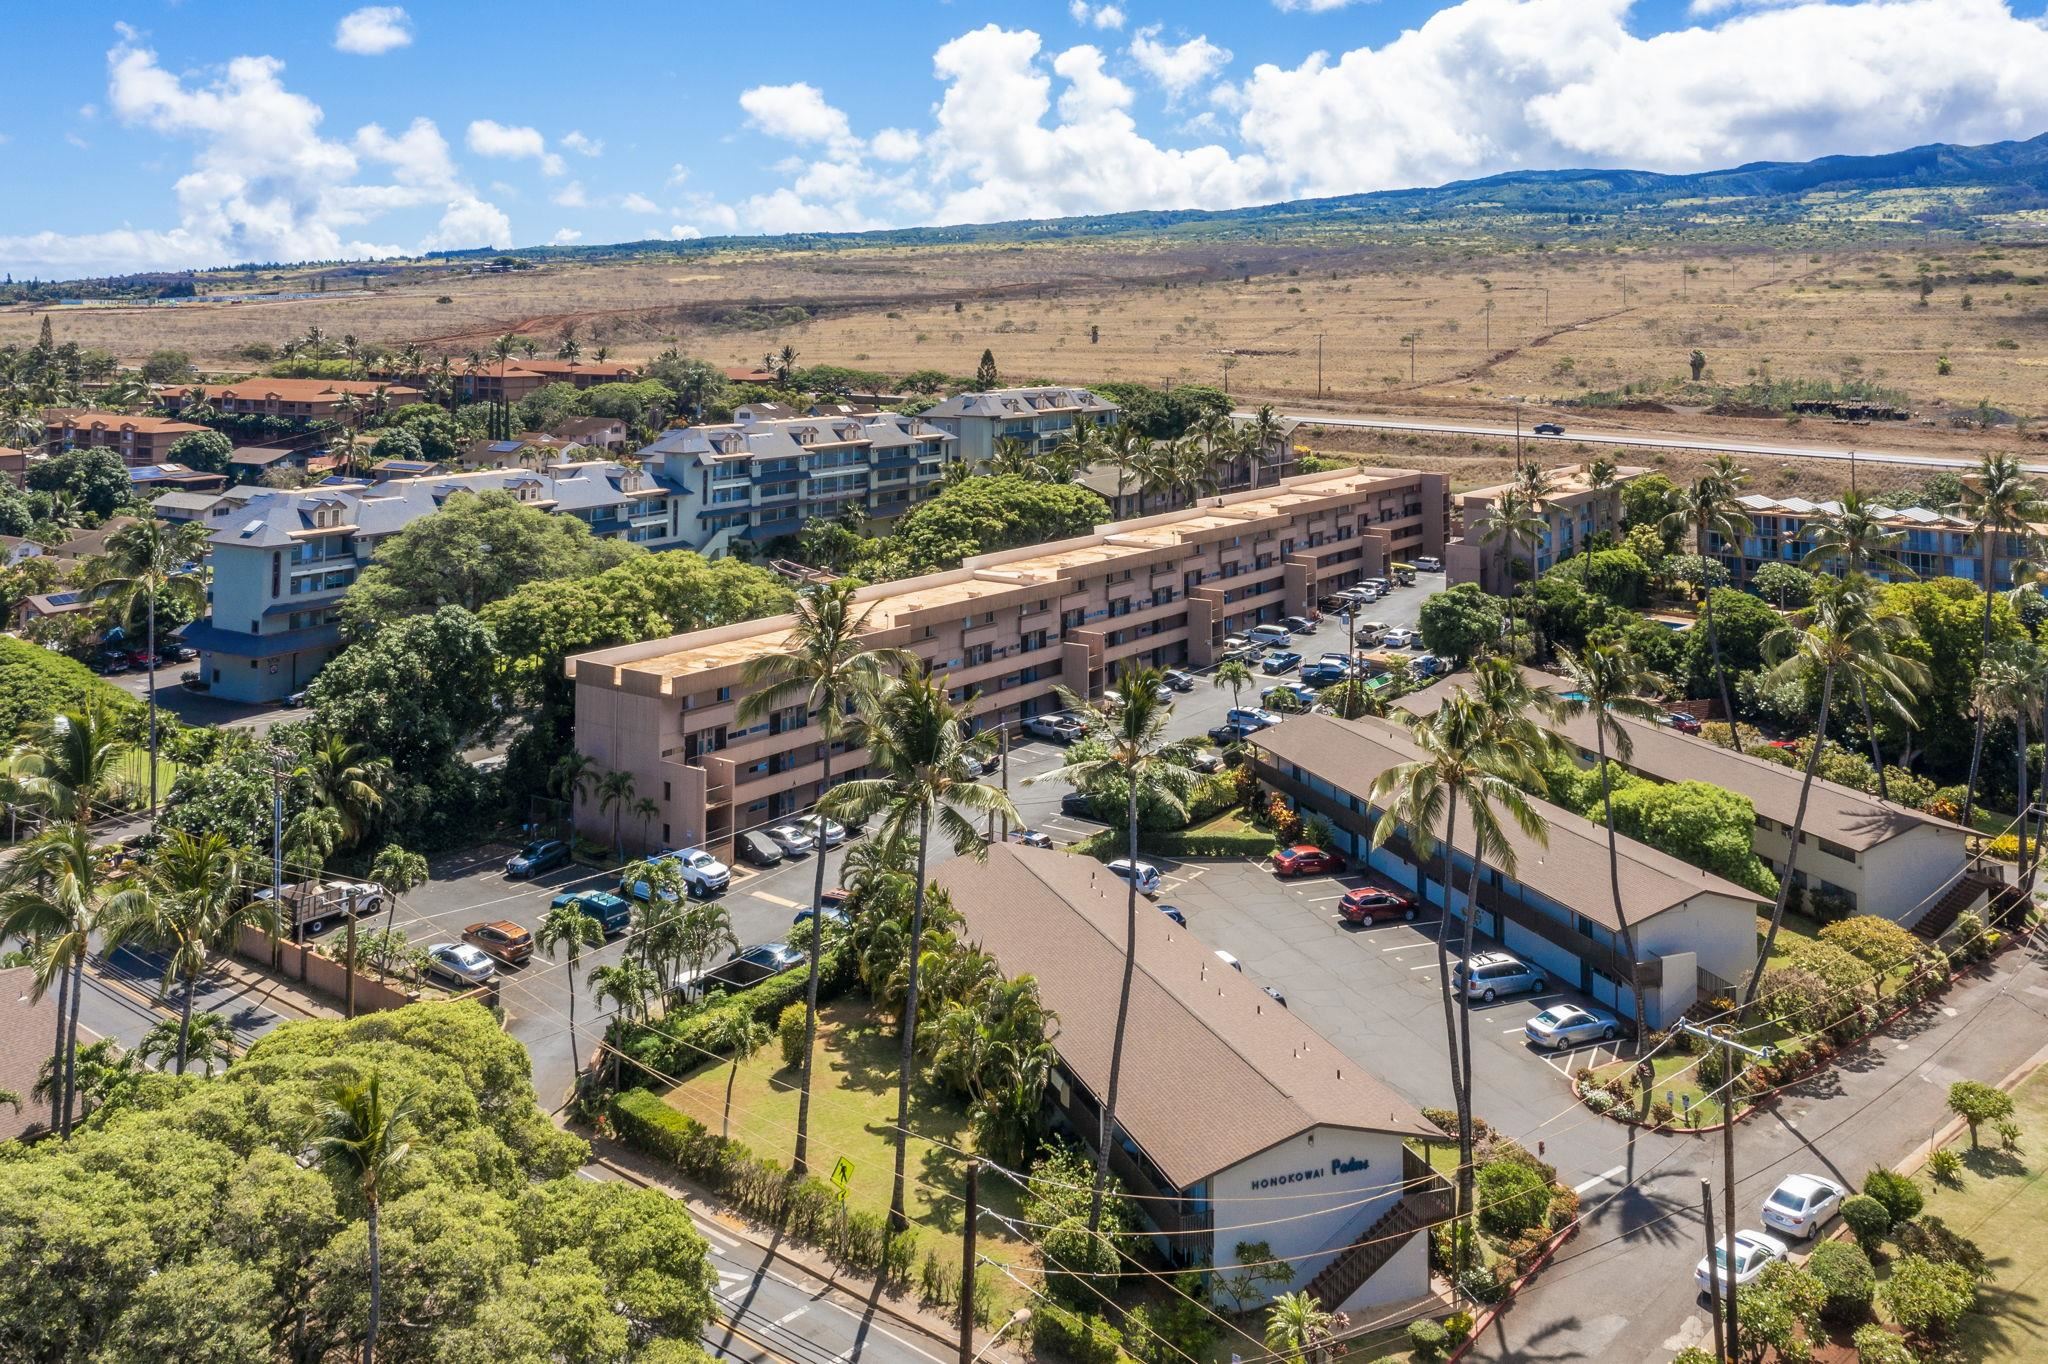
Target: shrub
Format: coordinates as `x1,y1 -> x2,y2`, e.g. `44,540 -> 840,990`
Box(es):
1405,1318 -> 1451,1359
1442,1310 -> 1474,1344
1809,1240 -> 1876,1325
1849,1324 -> 1918,1364
1879,1254 -> 1976,1339
1996,1117 -> 2023,1149
1476,1159 -> 1551,1238
1671,1350 -> 1719,1364
1841,1194 -> 1891,1253
1891,1216 -> 1988,1280
1927,1148 -> 1964,1185
1946,1080 -> 2015,1147
1041,1217 -> 1120,1308
1862,1168 -> 1925,1224
777,1002 -> 807,1070
1030,1302 -> 1122,1364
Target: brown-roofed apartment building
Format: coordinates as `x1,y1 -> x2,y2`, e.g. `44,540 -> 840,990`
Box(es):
1251,712 -> 1769,1023
458,360 -> 639,405
569,465 -> 1447,858
1398,665 -> 1989,934
937,844 -> 1448,1313
43,411 -> 209,467
162,378 -> 424,423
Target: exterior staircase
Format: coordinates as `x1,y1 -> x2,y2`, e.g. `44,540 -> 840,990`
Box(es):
1298,1153 -> 1453,1311
1912,870 -> 2004,941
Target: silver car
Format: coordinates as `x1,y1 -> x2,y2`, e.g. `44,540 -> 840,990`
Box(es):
1524,1003 -> 1620,1050
425,942 -> 497,987
1760,1174 -> 1847,1240
765,824 -> 817,856
1454,952 -> 1549,1003
796,814 -> 848,847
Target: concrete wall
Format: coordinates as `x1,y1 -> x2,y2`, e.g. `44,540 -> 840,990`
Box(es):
1867,825 -> 1972,927
1633,893 -> 1757,996
233,923 -> 419,1014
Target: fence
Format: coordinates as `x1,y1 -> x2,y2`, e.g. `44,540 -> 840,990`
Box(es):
232,923 -> 419,1015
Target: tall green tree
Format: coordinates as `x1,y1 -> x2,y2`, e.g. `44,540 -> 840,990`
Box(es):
315,1071 -> 417,1364
822,671 -> 1017,1231
82,517 -> 209,815
1481,487 -> 1547,648
1664,473 -> 1755,750
1957,454 -> 2047,829
1211,657 -> 1256,710
1806,492 -> 1916,797
735,580 -> 911,1175
536,902 -> 605,1080
596,769 -> 636,863
18,703 -> 126,825
1036,666 -> 1206,1235
293,730 -> 391,852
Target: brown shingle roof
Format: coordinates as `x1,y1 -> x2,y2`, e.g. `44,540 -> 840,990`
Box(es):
1251,713 -> 1767,926
935,844 -> 1436,1188
0,966 -> 89,1142
1398,666 -> 1965,852
43,410 -> 205,435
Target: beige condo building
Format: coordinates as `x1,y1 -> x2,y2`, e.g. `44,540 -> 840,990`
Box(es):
569,465 -> 1448,855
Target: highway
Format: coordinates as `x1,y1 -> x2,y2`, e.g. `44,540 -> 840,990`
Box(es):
1245,410 -> 2048,475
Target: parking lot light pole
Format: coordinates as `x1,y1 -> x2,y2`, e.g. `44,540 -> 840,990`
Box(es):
1677,1021 -> 1773,1356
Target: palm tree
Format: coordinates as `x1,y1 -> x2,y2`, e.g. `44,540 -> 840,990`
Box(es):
737,583 -> 913,1174
1097,418 -> 1150,512
1370,692 -> 1548,1282
294,730 -> 391,852
537,902 -> 605,1078
0,824 -> 132,1135
1552,644 -> 1669,1032
368,844 -> 428,938
1245,404 -> 1288,489
1577,458 -> 1620,582
1806,492 -> 1915,797
81,518 -> 207,819
985,437 -> 1038,478
1482,487 -> 1548,648
1035,666 -> 1206,1234
821,671 -> 1017,1231
316,1071 -> 416,1364
1048,422 -> 1101,485
1957,454 -> 2047,830
632,796 -> 660,852
1663,473 -> 1755,751
708,1010 -> 769,1139
1212,658 -> 1256,709
136,1010 -> 236,1075
590,959 -> 657,1027
1264,1291 -> 1339,1364
550,750 -> 599,830
1976,642 -> 2047,882
108,829 -> 266,1072
597,769 -> 636,864
1742,579 -> 1927,1005
19,704 -> 126,825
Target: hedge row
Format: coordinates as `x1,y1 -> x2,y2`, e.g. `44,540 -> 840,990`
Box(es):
611,1088 -> 918,1281
0,636 -> 136,741
1072,827 -> 1278,861
623,938 -> 858,1080
1029,1301 -> 1122,1364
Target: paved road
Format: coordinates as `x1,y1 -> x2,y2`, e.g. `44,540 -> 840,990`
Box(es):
1249,410 -> 2041,475
1464,936 -> 2048,1363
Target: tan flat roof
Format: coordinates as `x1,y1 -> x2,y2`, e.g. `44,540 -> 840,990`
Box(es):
1462,463 -> 1649,502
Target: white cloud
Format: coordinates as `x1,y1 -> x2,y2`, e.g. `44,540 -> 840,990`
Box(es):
669,224 -> 703,240
550,180 -> 587,207
1128,25 -> 1232,96
466,118 -> 564,175
1271,0 -> 1369,10
666,162 -> 691,187
334,6 -> 413,55
620,192 -> 660,213
0,30 -> 508,276
1068,1 -> 1126,29
560,129 -> 603,157
739,82 -> 858,152
550,227 -> 583,244
869,127 -> 923,161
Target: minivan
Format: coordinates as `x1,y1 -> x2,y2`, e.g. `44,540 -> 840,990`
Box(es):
1245,624 -> 1294,647
1452,951 -> 1549,1002
553,889 -> 632,935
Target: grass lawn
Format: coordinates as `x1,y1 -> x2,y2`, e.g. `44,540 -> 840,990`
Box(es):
116,748 -> 183,801
1589,1052 -> 1732,1129
1762,909 -> 1824,971
1189,809 -> 1260,838
663,999 -> 1031,1300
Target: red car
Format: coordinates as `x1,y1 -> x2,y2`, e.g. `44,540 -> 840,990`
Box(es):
1273,845 -> 1346,877
1340,887 -> 1417,924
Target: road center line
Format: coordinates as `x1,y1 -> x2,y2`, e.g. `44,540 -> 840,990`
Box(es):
1573,1164 -> 1628,1194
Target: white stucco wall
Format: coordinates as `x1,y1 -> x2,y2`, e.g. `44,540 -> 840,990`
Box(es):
1864,826 -> 1971,927
1209,1127 -> 1419,1308
1633,892 -> 1757,993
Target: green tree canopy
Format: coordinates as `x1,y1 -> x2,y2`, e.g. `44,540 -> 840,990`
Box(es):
165,429 -> 234,475
514,381 -> 585,434
1579,548 -> 1652,607
27,447 -> 131,519
887,475 -> 1109,573
1877,578 -> 2025,774
1621,473 -> 1679,540
1682,587 -> 1778,698
0,635 -> 136,740
368,426 -> 425,466
308,605 -> 499,781
1418,582 -> 1506,662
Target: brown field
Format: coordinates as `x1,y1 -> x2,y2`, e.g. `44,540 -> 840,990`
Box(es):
10,235 -> 2048,467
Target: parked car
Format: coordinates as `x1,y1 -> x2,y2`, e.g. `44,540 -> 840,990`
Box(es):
1662,711 -> 1703,735
1532,422 -> 1565,436
1189,748 -> 1224,774
1381,627 -> 1420,649
1695,1230 -> 1788,1297
1009,828 -> 1055,849
1279,615 -> 1316,635
1157,904 -> 1187,927
284,689 -> 309,707
1453,951 -> 1548,1002
765,824 -> 817,857
462,920 -> 535,965
820,886 -> 850,912
1339,887 -> 1417,924
554,889 -> 632,934
1355,622 -> 1390,646
796,814 -> 848,848
1161,668 -> 1196,692
1061,790 -> 1104,820
424,942 -> 497,987
707,942 -> 807,989
1214,949 -> 1243,972
1220,634 -> 1260,661
1103,685 -> 1173,710
160,643 -> 194,662
670,847 -> 731,895
1106,858 -> 1163,896
1262,682 -> 1317,709
1411,654 -> 1445,677
1263,985 -> 1288,1008
1226,707 -> 1285,730
735,830 -> 785,868
1024,713 -> 1086,743
1523,1003 -> 1621,1050
1245,624 -> 1294,647
1300,662 -> 1350,688
1414,556 -> 1444,573
1208,721 -> 1261,745
1272,845 -> 1345,877
505,838 -> 569,879
793,903 -> 850,928
1260,650 -> 1303,675
1760,1174 -> 1847,1240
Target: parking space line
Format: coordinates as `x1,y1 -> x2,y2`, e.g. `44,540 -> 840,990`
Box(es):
1408,963 -> 1438,971
750,891 -> 802,909
1572,1164 -> 1628,1195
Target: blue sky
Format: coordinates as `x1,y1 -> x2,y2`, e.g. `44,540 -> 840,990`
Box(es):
6,0 -> 2048,279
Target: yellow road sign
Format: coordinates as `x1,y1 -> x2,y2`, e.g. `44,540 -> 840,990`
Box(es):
830,1156 -> 854,1193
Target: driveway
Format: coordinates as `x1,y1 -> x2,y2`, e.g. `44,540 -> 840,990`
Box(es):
104,664 -> 292,733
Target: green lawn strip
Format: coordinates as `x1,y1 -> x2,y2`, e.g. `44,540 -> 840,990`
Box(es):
116,748 -> 183,801
1588,1052 -> 1730,1129
1865,1067 -> 2048,1361
663,1000 -> 1030,1300
1189,809 -> 1259,838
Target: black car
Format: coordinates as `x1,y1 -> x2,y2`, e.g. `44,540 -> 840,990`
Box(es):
734,830 -> 784,867
1533,422 -> 1565,436
1061,790 -> 1104,821
707,942 -> 806,989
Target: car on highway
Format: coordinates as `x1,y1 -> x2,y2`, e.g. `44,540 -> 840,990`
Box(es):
1381,627 -> 1420,649
1260,650 -> 1303,675
1009,828 -> 1055,849
1339,887 -> 1417,924
462,920 -> 535,965
1245,624 -> 1294,647
1453,951 -> 1549,1003
554,889 -> 632,934
1226,707 -> 1285,730
1024,713 -> 1086,743
1158,903 -> 1187,927
424,942 -> 497,987
707,942 -> 807,989
505,838 -> 569,879
670,847 -> 732,895
1523,1003 -> 1622,1050
765,824 -> 817,857
1161,668 -> 1196,692
1695,1230 -> 1788,1297
1532,422 -> 1565,436
795,814 -> 849,848
1107,858 -> 1163,896
1272,845 -> 1345,877
1760,1174 -> 1848,1241
735,830 -> 785,867
1279,615 -> 1317,635
1262,682 -> 1318,709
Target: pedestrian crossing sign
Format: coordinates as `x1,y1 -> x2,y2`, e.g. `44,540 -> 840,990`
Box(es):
830,1156 -> 854,1196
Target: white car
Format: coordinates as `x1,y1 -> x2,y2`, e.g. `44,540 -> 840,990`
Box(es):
670,847 -> 731,895
1106,858 -> 1163,896
1214,948 -> 1243,972
1414,556 -> 1444,573
796,814 -> 849,848
1760,1174 -> 1848,1240
424,942 -> 497,987
1524,1004 -> 1622,1050
1381,627 -> 1420,649
766,824 -> 818,857
1695,1230 -> 1788,1297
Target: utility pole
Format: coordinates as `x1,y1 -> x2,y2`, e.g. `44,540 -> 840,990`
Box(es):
270,750 -> 288,969
1701,1179 -> 1726,1364
959,1159 -> 980,1364
1315,333 -> 1324,397
1405,333 -> 1418,382
1677,1021 -> 1773,1359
